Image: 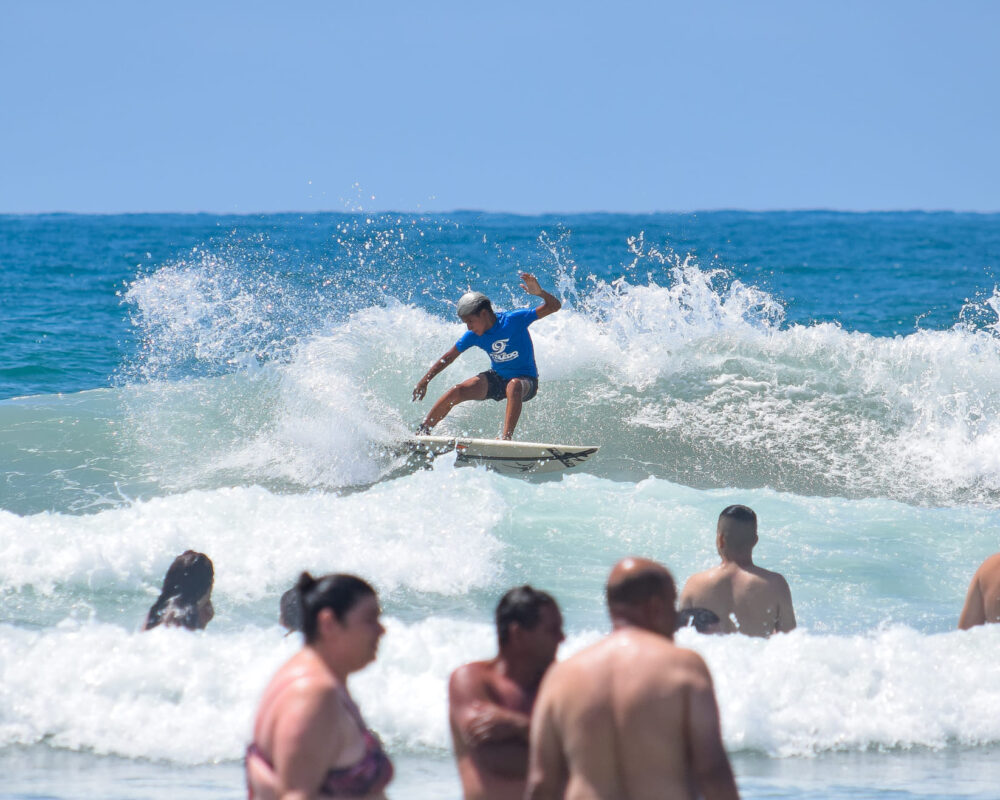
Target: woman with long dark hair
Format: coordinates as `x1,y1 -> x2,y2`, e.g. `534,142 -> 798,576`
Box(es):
246,572 -> 393,799
143,550 -> 214,631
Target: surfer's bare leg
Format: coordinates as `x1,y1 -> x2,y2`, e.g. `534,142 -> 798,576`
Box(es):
421,375 -> 489,432
501,379 -> 527,440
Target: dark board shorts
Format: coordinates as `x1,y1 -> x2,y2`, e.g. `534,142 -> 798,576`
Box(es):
480,370 -> 538,403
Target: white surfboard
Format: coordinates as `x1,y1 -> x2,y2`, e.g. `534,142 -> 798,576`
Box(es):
410,435 -> 599,475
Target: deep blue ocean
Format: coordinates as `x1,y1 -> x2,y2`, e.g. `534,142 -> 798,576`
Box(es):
2,211 -> 999,799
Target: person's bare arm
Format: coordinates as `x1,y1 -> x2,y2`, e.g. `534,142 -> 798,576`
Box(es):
775,575 -> 797,633
413,346 -> 460,401
449,665 -> 530,746
271,684 -> 341,800
521,273 -> 561,319
525,672 -> 568,800
686,657 -> 740,800
959,569 -> 986,629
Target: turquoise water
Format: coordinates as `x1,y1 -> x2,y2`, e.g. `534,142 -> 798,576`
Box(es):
1,212 -> 1000,799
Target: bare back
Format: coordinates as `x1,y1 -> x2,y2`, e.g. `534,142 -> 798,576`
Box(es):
680,562 -> 795,637
959,553 -> 1000,629
527,629 -> 736,800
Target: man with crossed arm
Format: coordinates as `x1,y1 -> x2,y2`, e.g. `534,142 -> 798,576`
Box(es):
449,586 -> 565,800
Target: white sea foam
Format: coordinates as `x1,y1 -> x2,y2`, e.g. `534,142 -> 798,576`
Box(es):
0,466 -> 505,602
2,474 -> 996,635
2,617 -> 998,764
7,261 -> 1000,509
171,266 -> 1000,504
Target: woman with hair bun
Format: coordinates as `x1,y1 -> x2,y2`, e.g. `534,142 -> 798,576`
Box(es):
143,550 -> 214,631
246,572 -> 393,799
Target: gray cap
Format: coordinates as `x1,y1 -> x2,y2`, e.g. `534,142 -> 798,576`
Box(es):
456,291 -> 490,317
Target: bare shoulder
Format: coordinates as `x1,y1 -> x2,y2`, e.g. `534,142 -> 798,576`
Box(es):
755,565 -> 792,591
976,553 -> 1000,575
648,644 -> 712,695
680,568 -> 717,599
450,659 -> 493,686
449,659 -> 495,696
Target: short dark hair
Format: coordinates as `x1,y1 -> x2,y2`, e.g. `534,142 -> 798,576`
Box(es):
678,607 -> 721,633
718,504 -> 758,551
297,572 -> 376,644
606,568 -> 675,608
719,504 -> 757,526
495,585 -> 557,646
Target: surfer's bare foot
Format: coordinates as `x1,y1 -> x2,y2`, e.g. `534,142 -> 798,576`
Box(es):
416,423 -> 431,436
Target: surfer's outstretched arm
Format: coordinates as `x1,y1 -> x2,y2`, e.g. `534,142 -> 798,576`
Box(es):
520,273 -> 562,319
413,346 -> 460,401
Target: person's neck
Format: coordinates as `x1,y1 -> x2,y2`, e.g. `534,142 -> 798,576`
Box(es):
495,650 -> 544,690
308,642 -> 352,684
721,552 -> 755,569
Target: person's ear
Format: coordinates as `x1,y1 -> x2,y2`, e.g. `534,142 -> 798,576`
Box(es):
316,607 -> 337,636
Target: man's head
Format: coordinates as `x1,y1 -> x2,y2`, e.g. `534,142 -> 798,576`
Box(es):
496,585 -> 564,670
457,291 -> 495,335
716,504 -> 758,559
605,557 -> 677,637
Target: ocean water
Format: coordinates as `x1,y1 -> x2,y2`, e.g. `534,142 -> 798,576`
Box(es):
1,211 -> 999,799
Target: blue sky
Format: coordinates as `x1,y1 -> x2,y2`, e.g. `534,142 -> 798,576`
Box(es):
1,1 -> 997,213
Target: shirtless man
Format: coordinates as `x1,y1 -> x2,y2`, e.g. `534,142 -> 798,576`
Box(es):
413,274 -> 561,439
449,586 -> 565,800
958,552 -> 1000,629
526,558 -> 739,800
679,505 -> 796,637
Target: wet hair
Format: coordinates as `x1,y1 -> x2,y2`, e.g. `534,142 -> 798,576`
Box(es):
297,572 -> 377,644
718,504 -> 758,551
279,586 -> 303,633
145,550 -> 214,631
495,585 -> 557,646
678,607 -> 721,633
605,568 -> 676,608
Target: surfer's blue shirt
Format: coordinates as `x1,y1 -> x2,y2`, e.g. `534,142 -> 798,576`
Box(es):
456,308 -> 539,379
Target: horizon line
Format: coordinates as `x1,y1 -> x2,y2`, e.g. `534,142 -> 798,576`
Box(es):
2,206 -> 1000,217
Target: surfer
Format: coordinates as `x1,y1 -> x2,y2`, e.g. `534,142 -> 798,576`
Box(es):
526,557 -> 739,800
958,552 -> 1000,628
412,273 -> 561,439
448,586 -> 564,800
679,504 -> 796,637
